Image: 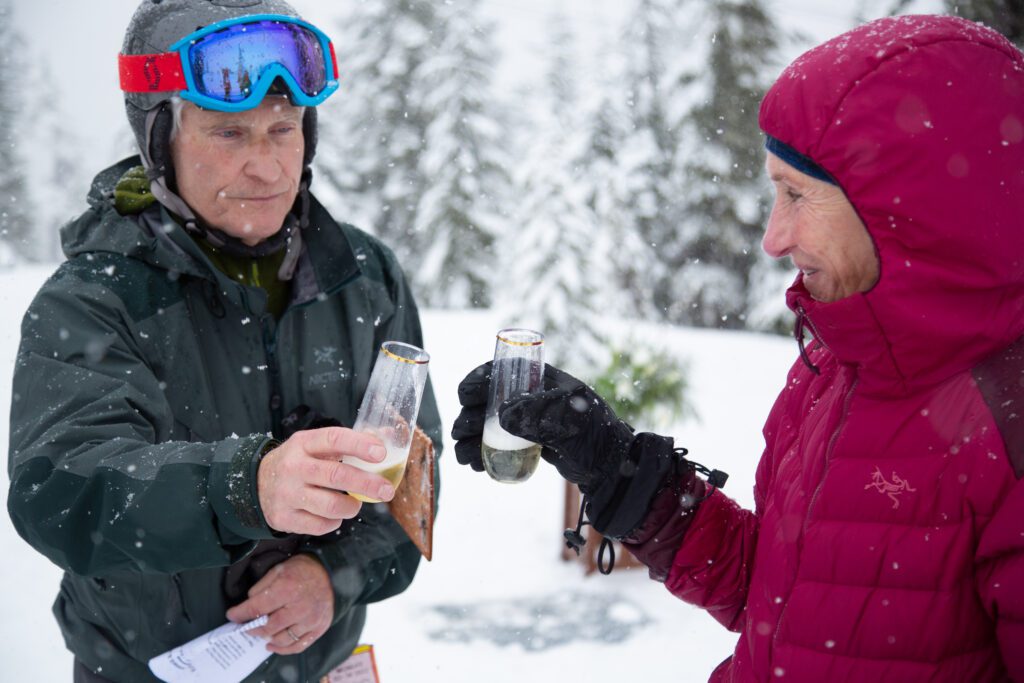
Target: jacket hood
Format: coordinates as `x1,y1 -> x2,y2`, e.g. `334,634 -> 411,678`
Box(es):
760,15 -> 1024,394
61,156 -> 208,276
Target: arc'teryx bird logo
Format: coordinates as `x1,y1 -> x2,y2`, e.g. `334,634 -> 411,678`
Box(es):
309,346 -> 346,388
864,467 -> 917,509
314,346 -> 338,366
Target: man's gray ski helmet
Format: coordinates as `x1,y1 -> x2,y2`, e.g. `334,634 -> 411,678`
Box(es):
121,0 -> 321,178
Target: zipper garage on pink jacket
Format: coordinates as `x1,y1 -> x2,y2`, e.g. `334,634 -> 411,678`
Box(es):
626,15 -> 1024,682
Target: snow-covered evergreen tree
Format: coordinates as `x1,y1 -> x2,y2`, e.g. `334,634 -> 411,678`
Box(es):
0,2 -> 35,262
614,0 -> 689,321
668,0 -> 784,329
572,44 -> 650,327
315,0 -> 438,266
875,0 -> 1020,44
24,61 -> 84,262
412,0 -> 510,308
943,0 -> 1023,46
316,0 -> 509,308
502,12 -> 609,373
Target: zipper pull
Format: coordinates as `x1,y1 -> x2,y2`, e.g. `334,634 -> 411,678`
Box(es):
795,306 -> 822,376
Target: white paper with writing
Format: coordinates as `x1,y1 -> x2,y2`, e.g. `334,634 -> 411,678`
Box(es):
148,616 -> 271,683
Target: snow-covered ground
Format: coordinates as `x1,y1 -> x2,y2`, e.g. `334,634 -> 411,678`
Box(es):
0,264 -> 796,681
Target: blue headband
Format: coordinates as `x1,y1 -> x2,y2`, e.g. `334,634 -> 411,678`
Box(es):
764,135 -> 838,186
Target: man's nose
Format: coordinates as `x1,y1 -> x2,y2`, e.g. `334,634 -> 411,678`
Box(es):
761,203 -> 793,259
243,139 -> 282,183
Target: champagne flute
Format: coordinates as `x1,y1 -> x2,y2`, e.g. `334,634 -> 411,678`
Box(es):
481,328 -> 544,483
346,341 -> 430,502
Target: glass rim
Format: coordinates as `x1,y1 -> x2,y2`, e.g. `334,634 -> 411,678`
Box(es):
380,341 -> 430,365
496,328 -> 544,347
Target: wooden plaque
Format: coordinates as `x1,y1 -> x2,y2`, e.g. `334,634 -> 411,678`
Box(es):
387,426 -> 435,560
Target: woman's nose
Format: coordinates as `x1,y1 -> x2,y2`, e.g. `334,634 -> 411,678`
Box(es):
762,202 -> 794,259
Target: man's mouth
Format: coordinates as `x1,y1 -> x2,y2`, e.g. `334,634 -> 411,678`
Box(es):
237,194 -> 283,202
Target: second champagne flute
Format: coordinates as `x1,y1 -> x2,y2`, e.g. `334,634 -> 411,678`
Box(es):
481,328 -> 545,483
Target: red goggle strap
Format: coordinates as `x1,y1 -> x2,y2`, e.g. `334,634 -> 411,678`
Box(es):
119,52 -> 188,93
328,42 -> 339,80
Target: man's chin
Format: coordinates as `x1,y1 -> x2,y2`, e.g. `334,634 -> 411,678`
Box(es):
220,224 -> 284,246
214,212 -> 289,244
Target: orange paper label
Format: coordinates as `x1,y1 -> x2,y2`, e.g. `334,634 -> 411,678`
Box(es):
323,645 -> 380,683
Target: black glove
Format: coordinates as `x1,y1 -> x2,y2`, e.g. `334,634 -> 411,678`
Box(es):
452,362 -> 678,538
450,363 -> 490,472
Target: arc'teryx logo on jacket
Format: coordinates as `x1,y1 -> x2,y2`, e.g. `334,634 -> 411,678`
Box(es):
864,467 -> 917,509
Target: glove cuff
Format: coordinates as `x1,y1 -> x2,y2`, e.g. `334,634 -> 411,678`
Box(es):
587,432 -> 676,539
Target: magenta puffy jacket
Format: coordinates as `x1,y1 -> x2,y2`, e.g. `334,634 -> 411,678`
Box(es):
626,16 -> 1024,682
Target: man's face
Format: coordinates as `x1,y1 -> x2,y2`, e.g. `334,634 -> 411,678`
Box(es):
762,153 -> 879,303
170,97 -> 304,246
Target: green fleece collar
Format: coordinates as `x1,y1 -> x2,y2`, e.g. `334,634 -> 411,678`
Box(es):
113,165 -> 156,216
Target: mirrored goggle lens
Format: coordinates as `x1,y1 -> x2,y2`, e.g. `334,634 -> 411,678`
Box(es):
187,20 -> 327,103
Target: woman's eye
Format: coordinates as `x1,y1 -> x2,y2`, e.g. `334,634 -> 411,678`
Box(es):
786,189 -> 802,201
216,130 -> 240,139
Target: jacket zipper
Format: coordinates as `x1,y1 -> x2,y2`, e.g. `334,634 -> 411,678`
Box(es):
256,272 -> 363,677
798,308 -> 833,356
796,304 -> 838,375
769,368 -> 858,665
260,271 -> 362,435
260,313 -> 284,432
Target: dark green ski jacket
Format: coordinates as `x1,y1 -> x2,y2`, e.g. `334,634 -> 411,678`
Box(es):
7,157 -> 442,682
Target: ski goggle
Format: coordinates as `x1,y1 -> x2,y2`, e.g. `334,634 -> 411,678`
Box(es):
119,14 -> 339,112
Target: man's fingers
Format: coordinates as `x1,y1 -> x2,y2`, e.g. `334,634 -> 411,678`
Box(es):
298,427 -> 387,463
226,600 -> 260,624
226,587 -> 287,625
308,460 -> 395,502
266,625 -> 323,655
456,362 -> 492,407
297,485 -> 364,521
245,563 -> 282,601
454,436 -> 485,472
266,625 -> 310,652
268,509 -> 346,537
247,603 -> 297,641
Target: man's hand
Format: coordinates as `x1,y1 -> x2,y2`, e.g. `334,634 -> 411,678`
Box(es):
258,427 -> 395,535
226,554 -> 334,655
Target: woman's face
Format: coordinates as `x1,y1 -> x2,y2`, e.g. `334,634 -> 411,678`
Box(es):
762,153 -> 880,303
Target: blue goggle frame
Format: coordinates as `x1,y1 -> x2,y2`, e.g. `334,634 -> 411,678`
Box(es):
168,14 -> 340,113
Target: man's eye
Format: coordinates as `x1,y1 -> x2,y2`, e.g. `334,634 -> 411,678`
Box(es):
216,130 -> 240,139
786,189 -> 802,201
273,125 -> 297,135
